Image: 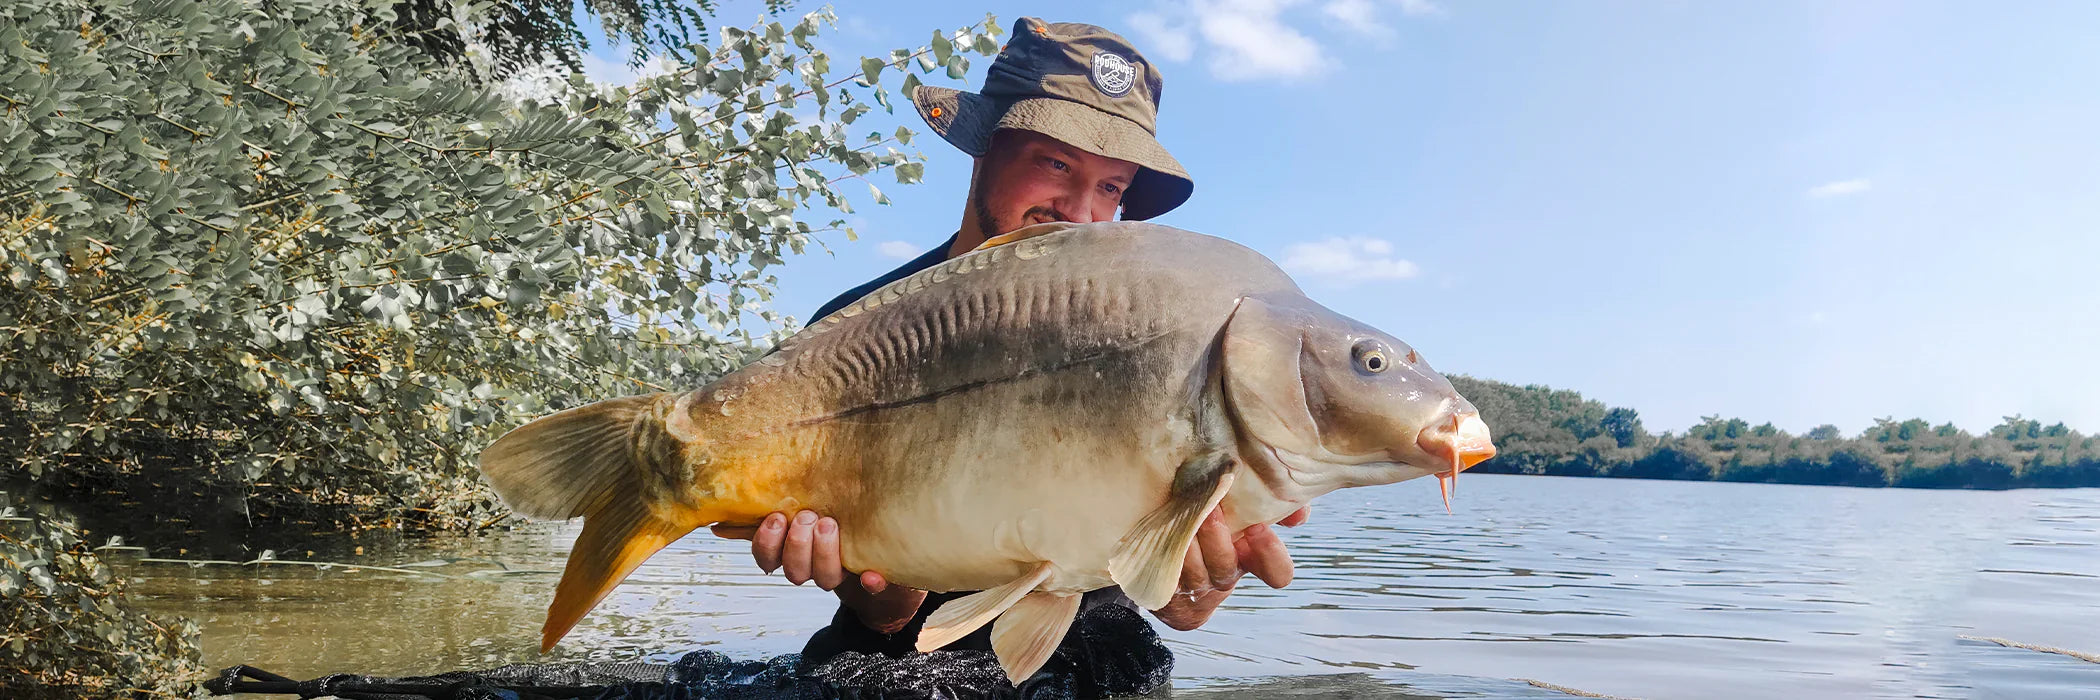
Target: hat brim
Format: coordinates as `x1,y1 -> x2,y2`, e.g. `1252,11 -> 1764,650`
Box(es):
913,86 -> 1192,222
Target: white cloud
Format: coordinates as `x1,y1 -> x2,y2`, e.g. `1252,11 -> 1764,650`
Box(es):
1128,12 -> 1197,62
1130,3 -> 1318,81
1323,0 -> 1392,38
578,53 -> 641,87
575,53 -> 685,89
1281,237 -> 1420,283
1128,0 -> 1443,82
1324,0 -> 1378,24
877,241 -> 920,259
1197,0 -> 1330,81
1807,178 -> 1872,198
1397,0 -> 1445,17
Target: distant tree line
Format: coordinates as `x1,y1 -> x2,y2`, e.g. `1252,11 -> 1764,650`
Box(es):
1451,376 -> 2100,489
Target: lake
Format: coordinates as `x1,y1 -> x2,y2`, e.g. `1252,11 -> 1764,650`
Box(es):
118,475 -> 2100,699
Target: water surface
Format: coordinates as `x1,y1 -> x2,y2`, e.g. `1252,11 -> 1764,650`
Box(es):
120,476 -> 2100,698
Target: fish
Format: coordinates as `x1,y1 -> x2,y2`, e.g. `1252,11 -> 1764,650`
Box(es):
477,221 -> 1496,684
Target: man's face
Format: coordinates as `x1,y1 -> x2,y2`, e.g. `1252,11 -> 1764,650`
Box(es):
972,130 -> 1141,239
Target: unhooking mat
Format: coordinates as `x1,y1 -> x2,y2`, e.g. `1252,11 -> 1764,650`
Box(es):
203,603 -> 1174,700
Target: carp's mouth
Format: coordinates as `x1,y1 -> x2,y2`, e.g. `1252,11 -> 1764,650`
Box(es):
1415,413 -> 1497,513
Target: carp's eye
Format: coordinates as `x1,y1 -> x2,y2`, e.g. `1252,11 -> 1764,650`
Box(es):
1353,343 -> 1390,374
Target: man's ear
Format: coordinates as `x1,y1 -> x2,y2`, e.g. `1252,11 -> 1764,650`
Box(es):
953,156 -> 993,258
963,156 -> 986,197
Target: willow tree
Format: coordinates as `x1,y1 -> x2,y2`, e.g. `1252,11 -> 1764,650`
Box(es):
0,493 -> 203,696
0,0 -> 1003,528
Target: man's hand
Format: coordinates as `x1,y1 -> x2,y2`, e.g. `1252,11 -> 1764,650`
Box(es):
710,510 -> 928,634
1150,506 -> 1310,631
834,569 -> 929,634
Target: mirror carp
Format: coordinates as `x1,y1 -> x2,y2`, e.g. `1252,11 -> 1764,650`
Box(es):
478,222 -> 1496,684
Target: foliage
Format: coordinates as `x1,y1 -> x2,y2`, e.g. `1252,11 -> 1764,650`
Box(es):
387,0 -> 800,77
0,491 -> 204,696
1455,377 -> 2100,489
1,0 -> 1003,529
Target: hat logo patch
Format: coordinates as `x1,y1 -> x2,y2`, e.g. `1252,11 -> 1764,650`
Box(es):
1090,51 -> 1136,97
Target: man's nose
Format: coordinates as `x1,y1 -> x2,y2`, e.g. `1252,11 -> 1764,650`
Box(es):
1055,184 -> 1111,224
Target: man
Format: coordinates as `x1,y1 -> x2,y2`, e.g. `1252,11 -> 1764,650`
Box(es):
710,17 -> 1309,667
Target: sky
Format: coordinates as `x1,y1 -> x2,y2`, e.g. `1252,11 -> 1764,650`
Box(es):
570,1 -> 2100,437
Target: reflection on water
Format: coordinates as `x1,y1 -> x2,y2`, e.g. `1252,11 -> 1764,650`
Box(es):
116,476 -> 2100,699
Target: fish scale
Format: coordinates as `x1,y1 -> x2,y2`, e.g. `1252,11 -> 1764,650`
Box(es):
478,221 -> 1498,685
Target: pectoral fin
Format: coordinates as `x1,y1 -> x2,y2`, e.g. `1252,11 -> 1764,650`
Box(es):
991,592 -> 1081,685
915,561 -> 1055,653
1108,468 -> 1237,611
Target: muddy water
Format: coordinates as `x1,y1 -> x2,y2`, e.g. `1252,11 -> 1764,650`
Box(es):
117,475 -> 2100,698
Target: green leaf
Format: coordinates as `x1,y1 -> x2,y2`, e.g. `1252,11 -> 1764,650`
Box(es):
932,31 -> 954,63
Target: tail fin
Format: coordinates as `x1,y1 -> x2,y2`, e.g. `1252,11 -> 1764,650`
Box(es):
477,393 -> 701,651
540,501 -> 693,651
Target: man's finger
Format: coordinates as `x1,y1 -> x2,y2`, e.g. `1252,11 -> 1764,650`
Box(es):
1151,587 -> 1230,631
839,574 -> 929,635
1279,505 -> 1311,528
812,516 -> 845,590
751,512 -> 787,573
1235,524 -> 1294,589
1178,531 -> 1208,594
1197,511 -> 1238,592
781,510 -> 818,585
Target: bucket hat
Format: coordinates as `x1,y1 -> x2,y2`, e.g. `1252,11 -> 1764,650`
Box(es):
911,18 -> 1192,221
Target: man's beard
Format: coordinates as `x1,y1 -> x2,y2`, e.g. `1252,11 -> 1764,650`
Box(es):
973,180 -> 1004,242
973,171 -> 1066,240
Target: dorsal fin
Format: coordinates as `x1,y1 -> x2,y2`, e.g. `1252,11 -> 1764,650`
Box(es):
970,221 -> 1081,252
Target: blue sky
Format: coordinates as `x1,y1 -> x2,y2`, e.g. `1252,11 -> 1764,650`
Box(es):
574,1 -> 2099,436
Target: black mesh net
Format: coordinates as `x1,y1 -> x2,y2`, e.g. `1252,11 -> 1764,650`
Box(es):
205,603 -> 1174,700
